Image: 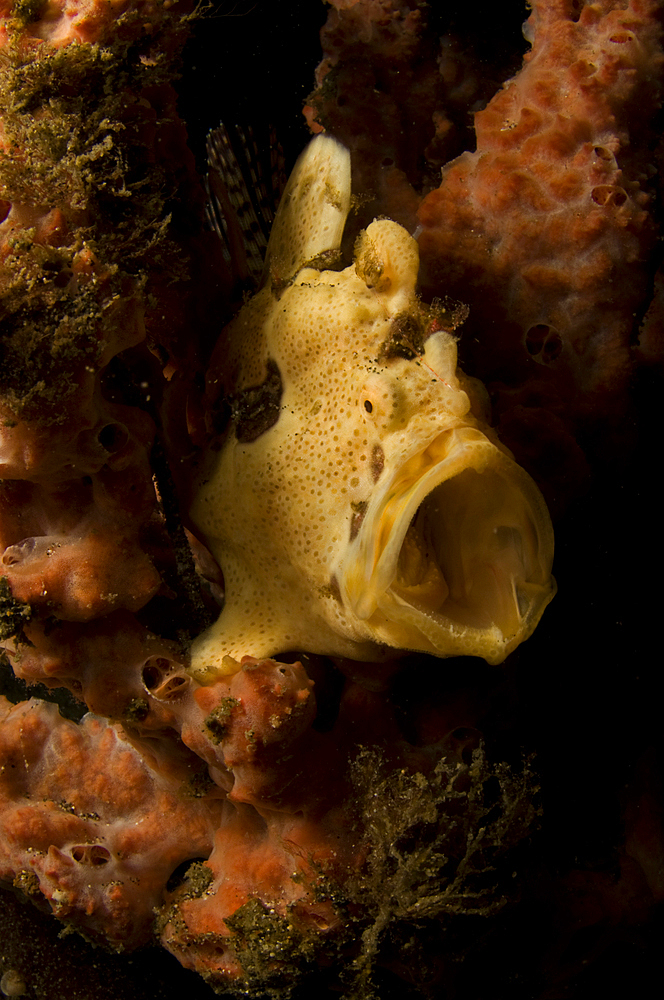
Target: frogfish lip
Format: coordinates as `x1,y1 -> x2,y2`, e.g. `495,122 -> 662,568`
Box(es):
339,425 -> 556,664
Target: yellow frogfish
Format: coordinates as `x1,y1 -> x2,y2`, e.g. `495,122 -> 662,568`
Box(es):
190,135 -> 555,678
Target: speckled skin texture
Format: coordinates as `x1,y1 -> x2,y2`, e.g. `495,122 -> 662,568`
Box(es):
190,139 -> 554,674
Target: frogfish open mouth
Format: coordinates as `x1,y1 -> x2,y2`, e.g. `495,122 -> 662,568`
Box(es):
190,135 -> 555,678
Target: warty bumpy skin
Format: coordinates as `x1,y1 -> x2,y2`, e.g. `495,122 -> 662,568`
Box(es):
190,135 -> 555,678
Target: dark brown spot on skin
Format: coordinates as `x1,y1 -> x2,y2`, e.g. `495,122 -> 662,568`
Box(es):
371,444 -> 384,482
327,575 -> 343,605
379,312 -> 423,360
350,500 -> 368,541
209,393 -> 232,439
233,358 -> 283,443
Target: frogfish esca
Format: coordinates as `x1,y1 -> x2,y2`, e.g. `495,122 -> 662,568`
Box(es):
190,136 -> 555,678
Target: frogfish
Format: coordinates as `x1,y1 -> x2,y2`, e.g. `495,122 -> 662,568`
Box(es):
190,135 -> 555,678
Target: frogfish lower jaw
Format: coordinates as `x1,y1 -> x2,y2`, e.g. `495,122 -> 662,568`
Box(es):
338,425 -> 556,665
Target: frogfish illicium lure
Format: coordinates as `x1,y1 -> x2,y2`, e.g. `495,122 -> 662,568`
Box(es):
190,135 -> 555,678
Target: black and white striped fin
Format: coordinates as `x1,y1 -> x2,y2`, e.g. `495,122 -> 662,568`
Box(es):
205,123 -> 285,289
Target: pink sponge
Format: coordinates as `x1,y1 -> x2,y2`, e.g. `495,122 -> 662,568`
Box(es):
0,696 -> 220,950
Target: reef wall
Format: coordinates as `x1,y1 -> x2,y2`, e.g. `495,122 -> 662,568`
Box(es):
0,2 -> 662,999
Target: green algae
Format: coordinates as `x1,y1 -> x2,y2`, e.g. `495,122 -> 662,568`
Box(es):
343,745 -> 540,999
0,577 -> 31,643
203,697 -> 240,745
225,898 -> 318,998
122,697 -> 150,724
11,0 -> 46,25
195,744 -> 540,1000
0,10 -> 192,422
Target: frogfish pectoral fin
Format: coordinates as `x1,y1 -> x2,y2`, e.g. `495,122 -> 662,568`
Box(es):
339,427 -> 555,664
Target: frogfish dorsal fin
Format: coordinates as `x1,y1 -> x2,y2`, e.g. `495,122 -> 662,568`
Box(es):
264,134 -> 351,286
206,123 -> 286,290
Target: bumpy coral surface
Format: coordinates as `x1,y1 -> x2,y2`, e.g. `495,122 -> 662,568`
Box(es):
0,0 -> 224,634
418,0 -> 663,495
308,0 -> 664,513
0,5 -> 546,993
0,696 -> 220,949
